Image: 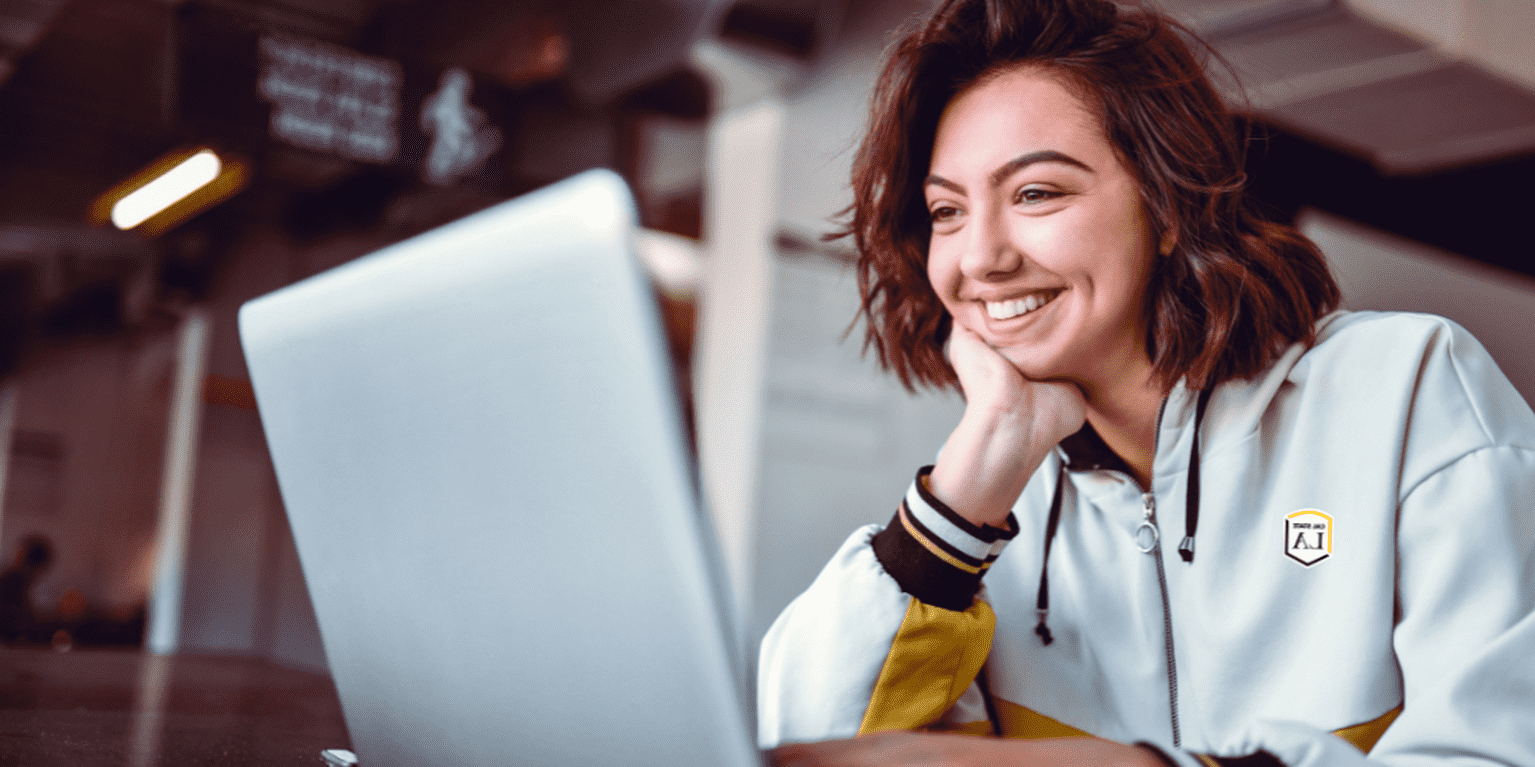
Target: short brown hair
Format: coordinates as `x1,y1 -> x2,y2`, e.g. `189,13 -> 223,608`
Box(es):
843,0 -> 1339,392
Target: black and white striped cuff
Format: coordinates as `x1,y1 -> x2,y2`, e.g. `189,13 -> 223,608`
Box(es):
870,466 -> 1017,611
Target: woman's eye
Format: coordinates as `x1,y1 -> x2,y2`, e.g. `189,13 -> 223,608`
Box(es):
1015,187 -> 1062,204
928,204 -> 961,223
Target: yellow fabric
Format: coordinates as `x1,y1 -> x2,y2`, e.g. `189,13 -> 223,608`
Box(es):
1334,704 -> 1403,753
987,695 -> 1398,753
858,597 -> 995,735
940,696 -> 1399,749
992,696 -> 1092,738
929,720 -> 995,736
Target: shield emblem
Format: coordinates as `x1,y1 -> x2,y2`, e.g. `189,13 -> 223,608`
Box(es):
1285,510 -> 1332,566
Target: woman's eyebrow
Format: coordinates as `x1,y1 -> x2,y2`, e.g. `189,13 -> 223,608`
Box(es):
924,174 -> 966,195
925,150 -> 1093,196
988,150 -> 1092,187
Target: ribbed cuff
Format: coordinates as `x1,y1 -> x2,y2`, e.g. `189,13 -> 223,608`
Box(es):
869,466 -> 1018,611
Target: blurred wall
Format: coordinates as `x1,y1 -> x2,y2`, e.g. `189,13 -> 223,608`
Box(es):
1301,209 -> 1535,407
693,53 -> 790,621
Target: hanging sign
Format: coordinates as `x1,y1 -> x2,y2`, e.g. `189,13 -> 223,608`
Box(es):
256,35 -> 402,164
176,3 -> 512,185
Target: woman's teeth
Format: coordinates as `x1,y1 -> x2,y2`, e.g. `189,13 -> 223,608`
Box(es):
986,291 -> 1057,320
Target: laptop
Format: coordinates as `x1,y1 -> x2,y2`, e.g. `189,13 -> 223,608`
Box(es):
239,169 -> 760,767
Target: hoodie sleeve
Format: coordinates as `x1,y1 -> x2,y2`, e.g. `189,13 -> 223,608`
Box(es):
756,467 -> 1017,748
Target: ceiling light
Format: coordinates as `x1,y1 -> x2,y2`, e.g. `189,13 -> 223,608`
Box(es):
111,150 -> 221,230
89,147 -> 249,237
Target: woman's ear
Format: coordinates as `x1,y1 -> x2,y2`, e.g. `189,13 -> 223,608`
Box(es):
1158,228 -> 1177,257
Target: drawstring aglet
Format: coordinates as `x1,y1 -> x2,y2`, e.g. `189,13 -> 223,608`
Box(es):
1178,535 -> 1195,563
1034,609 -> 1054,645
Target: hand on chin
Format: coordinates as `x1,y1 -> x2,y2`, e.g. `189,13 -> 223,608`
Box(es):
929,323 -> 1086,526
947,322 -> 1084,441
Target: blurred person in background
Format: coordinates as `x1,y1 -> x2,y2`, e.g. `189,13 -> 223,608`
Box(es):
0,533 -> 55,645
758,1 -> 1535,765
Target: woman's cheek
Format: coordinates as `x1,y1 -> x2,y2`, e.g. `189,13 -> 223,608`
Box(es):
926,251 -> 961,315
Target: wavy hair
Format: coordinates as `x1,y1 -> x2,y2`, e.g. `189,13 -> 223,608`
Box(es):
843,0 -> 1339,392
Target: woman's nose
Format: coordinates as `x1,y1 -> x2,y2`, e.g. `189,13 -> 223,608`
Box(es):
959,206 -> 1023,280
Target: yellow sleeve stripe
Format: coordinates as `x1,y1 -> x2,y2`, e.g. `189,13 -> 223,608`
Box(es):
898,502 -> 986,575
990,696 -> 1092,738
858,597 -> 995,735
984,695 -> 1401,756
1333,704 -> 1403,753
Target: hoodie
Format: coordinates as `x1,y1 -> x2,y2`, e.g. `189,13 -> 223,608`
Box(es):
758,311 -> 1535,766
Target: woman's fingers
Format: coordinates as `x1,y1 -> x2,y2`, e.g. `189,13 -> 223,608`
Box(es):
945,323 -> 1023,407
945,321 -> 1085,446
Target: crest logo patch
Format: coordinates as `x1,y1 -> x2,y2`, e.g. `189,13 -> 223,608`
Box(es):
1285,510 -> 1332,566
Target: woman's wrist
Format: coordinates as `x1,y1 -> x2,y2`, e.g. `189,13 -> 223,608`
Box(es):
929,408 -> 1055,527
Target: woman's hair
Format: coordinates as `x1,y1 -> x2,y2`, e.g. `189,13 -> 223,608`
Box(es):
844,0 -> 1339,392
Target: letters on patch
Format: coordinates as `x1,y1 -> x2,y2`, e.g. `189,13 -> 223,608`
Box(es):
1285,510 -> 1332,566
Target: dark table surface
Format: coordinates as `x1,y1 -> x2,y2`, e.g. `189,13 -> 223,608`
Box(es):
0,648 -> 351,767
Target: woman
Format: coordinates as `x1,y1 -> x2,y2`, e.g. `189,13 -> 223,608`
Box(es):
757,1 -> 1535,765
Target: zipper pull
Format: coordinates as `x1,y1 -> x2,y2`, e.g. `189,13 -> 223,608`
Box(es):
1136,492 -> 1160,553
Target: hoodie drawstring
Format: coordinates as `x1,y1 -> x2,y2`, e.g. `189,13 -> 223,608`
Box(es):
1178,388 -> 1213,563
1033,460 -> 1067,645
1035,389 -> 1211,645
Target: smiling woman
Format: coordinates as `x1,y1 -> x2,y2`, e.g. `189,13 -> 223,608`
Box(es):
757,1 -> 1535,766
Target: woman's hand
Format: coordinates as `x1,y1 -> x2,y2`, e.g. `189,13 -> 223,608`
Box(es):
928,323 -> 1086,528
770,732 -> 1167,767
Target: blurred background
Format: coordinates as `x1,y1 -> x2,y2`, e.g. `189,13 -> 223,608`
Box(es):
0,0 -> 1532,682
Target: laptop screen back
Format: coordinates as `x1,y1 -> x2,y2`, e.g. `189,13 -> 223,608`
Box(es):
240,169 -> 757,767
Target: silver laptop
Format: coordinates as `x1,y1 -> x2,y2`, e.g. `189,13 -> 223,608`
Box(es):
240,169 -> 760,767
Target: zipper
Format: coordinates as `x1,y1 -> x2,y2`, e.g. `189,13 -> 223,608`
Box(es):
1140,491 -> 1182,747
1106,395 -> 1185,746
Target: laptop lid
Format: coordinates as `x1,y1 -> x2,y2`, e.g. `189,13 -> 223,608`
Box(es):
239,169 -> 758,767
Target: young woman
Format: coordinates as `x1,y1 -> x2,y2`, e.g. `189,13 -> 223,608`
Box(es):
757,1 -> 1535,766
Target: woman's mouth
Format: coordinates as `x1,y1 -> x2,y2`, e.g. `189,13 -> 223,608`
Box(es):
985,289 -> 1062,320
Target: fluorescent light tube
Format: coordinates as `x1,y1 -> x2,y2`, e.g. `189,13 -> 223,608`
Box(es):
111,150 -> 222,230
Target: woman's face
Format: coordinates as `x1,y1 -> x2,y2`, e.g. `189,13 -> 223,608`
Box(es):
925,65 -> 1161,387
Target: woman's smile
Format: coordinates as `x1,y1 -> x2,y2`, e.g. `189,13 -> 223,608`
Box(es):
984,288 -> 1063,321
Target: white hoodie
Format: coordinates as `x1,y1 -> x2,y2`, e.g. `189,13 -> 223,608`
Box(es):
758,311 -> 1535,766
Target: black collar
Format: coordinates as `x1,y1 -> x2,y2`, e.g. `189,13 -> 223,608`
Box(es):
1058,423 -> 1133,475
